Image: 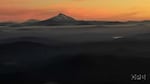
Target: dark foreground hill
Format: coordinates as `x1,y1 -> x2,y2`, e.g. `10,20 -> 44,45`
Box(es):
0,37 -> 150,84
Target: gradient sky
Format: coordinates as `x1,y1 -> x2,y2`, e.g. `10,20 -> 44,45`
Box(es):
1,0 -> 150,22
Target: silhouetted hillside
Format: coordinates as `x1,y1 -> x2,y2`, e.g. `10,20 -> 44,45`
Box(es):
31,13 -> 125,26
34,13 -> 79,26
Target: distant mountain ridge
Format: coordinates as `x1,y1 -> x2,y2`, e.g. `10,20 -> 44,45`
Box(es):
24,19 -> 40,24
2,13 -> 148,27
0,22 -> 17,26
33,13 -> 129,26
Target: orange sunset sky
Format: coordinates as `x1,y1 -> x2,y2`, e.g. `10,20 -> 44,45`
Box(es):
1,0 -> 150,22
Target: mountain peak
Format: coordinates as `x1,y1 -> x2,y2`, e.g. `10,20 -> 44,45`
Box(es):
49,13 -> 76,22
36,13 -> 78,25
58,13 -> 66,16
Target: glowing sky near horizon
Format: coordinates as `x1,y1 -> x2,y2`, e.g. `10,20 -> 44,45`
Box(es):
1,0 -> 150,22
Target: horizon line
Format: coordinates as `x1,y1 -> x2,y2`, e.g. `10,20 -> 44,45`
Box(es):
0,13 -> 150,23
